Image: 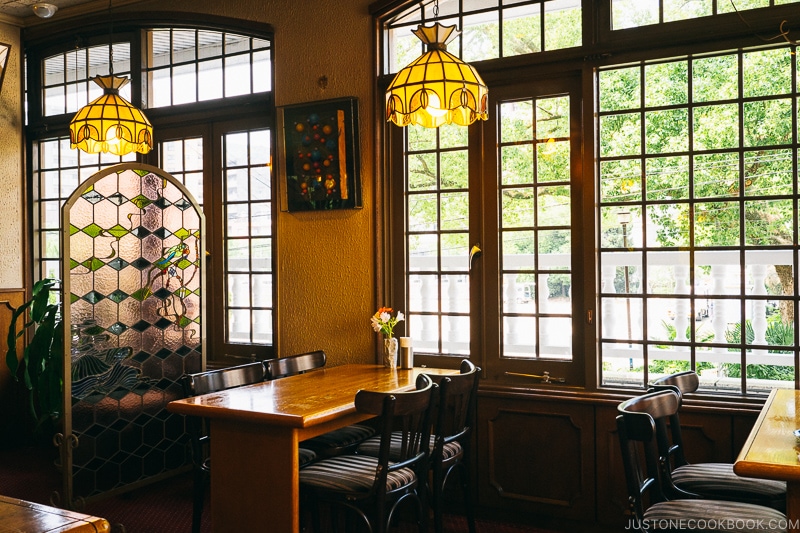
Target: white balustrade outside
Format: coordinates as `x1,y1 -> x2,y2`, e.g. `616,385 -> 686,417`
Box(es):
406,250 -> 794,368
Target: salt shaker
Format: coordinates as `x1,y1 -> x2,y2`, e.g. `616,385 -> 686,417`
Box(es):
399,337 -> 414,369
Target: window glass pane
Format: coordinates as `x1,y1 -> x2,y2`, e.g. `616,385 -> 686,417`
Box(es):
503,5 -> 541,56
198,59 -> 223,101
462,11 -> 499,62
664,0 -> 712,21
543,0 -> 581,50
611,0 -> 658,29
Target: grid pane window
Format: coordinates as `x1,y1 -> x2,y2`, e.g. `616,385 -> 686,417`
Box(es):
145,29 -> 272,108
597,45 -> 798,394
32,136 -> 133,282
499,96 -> 572,359
406,124 -> 470,356
223,130 -> 273,345
42,44 -> 131,117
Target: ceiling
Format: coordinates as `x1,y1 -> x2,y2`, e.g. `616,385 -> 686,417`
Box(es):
0,0 -> 143,25
0,0 -> 93,19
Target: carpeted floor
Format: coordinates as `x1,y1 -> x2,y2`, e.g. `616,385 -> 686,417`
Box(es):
0,445 -> 578,533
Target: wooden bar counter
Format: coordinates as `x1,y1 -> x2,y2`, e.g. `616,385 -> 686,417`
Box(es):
735,388 -> 800,532
0,494 -> 110,532
167,364 -> 455,533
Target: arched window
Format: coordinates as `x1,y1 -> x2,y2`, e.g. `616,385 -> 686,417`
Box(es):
25,16 -> 275,365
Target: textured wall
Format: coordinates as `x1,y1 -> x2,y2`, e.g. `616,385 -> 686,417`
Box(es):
127,0 -> 378,365
0,22 -> 23,288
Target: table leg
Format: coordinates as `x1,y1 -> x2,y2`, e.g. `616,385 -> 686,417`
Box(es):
210,419 -> 299,533
788,480 -> 800,533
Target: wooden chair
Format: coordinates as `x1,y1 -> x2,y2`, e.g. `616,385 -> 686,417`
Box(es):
265,349 -> 327,379
181,361 -> 268,533
268,350 -> 377,459
649,371 -> 786,510
299,374 -> 436,533
355,361 -> 479,533
616,389 -> 787,533
427,360 -> 479,533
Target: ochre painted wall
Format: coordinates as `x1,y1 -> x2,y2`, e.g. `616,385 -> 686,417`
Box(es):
0,20 -> 23,289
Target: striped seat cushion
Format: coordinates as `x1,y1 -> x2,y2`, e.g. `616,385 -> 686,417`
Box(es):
672,463 -> 786,499
299,447 -> 317,468
643,499 -> 787,532
303,424 -> 376,451
299,454 -> 416,494
356,432 -> 462,462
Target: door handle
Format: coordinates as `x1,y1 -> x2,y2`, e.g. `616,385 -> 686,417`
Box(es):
505,371 -> 566,384
469,243 -> 482,270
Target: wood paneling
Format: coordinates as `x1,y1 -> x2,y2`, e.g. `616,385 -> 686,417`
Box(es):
476,389 -> 764,528
0,289 -> 28,444
477,395 -> 595,519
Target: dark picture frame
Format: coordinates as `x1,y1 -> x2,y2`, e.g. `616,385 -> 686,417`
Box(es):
279,97 -> 362,211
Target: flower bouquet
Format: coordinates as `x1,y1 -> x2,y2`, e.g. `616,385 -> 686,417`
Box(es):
371,307 -> 404,368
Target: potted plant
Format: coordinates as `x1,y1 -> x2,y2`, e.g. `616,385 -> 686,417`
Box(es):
5,278 -> 63,437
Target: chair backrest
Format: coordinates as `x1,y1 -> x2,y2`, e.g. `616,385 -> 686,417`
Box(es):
429,359 -> 480,457
181,361 -> 268,468
616,389 -> 682,520
649,370 -> 699,399
354,374 -> 436,496
648,370 -> 700,468
266,350 -> 326,380
183,361 -> 267,397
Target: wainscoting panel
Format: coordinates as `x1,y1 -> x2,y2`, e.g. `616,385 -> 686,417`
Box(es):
476,388 -> 764,528
477,394 -> 595,519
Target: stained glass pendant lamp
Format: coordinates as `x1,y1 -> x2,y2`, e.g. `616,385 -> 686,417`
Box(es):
385,13 -> 488,128
69,2 -> 152,155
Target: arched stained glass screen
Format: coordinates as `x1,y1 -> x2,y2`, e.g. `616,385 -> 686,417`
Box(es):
62,163 -> 204,503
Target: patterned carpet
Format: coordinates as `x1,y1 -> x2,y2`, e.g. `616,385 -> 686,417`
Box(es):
0,445 -> 563,533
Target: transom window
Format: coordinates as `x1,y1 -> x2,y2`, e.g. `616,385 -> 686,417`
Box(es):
610,0 -> 800,30
144,29 -> 271,107
384,0 -> 582,74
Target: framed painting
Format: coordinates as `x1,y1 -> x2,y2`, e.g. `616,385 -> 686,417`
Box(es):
280,97 -> 362,211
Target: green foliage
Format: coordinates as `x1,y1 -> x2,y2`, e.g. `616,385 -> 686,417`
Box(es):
6,278 -> 63,433
648,359 -> 715,375
724,319 -> 793,350
721,319 -> 794,380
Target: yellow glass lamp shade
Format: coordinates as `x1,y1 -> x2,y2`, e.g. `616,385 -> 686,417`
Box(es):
69,75 -> 153,155
386,23 -> 488,128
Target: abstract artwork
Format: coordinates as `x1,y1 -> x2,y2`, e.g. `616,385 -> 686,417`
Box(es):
281,97 -> 362,211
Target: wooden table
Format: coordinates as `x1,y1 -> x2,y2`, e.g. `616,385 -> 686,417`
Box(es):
734,388 -> 800,532
167,364 -> 455,533
0,494 -> 110,532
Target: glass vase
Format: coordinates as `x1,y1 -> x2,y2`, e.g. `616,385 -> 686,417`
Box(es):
384,337 -> 398,369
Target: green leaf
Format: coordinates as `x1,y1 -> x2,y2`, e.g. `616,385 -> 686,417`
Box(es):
5,299 -> 32,378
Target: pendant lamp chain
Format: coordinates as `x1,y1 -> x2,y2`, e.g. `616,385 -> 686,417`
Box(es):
107,0 -> 114,76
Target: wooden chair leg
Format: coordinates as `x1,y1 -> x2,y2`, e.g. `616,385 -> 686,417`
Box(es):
460,463 -> 476,533
191,468 -> 206,533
